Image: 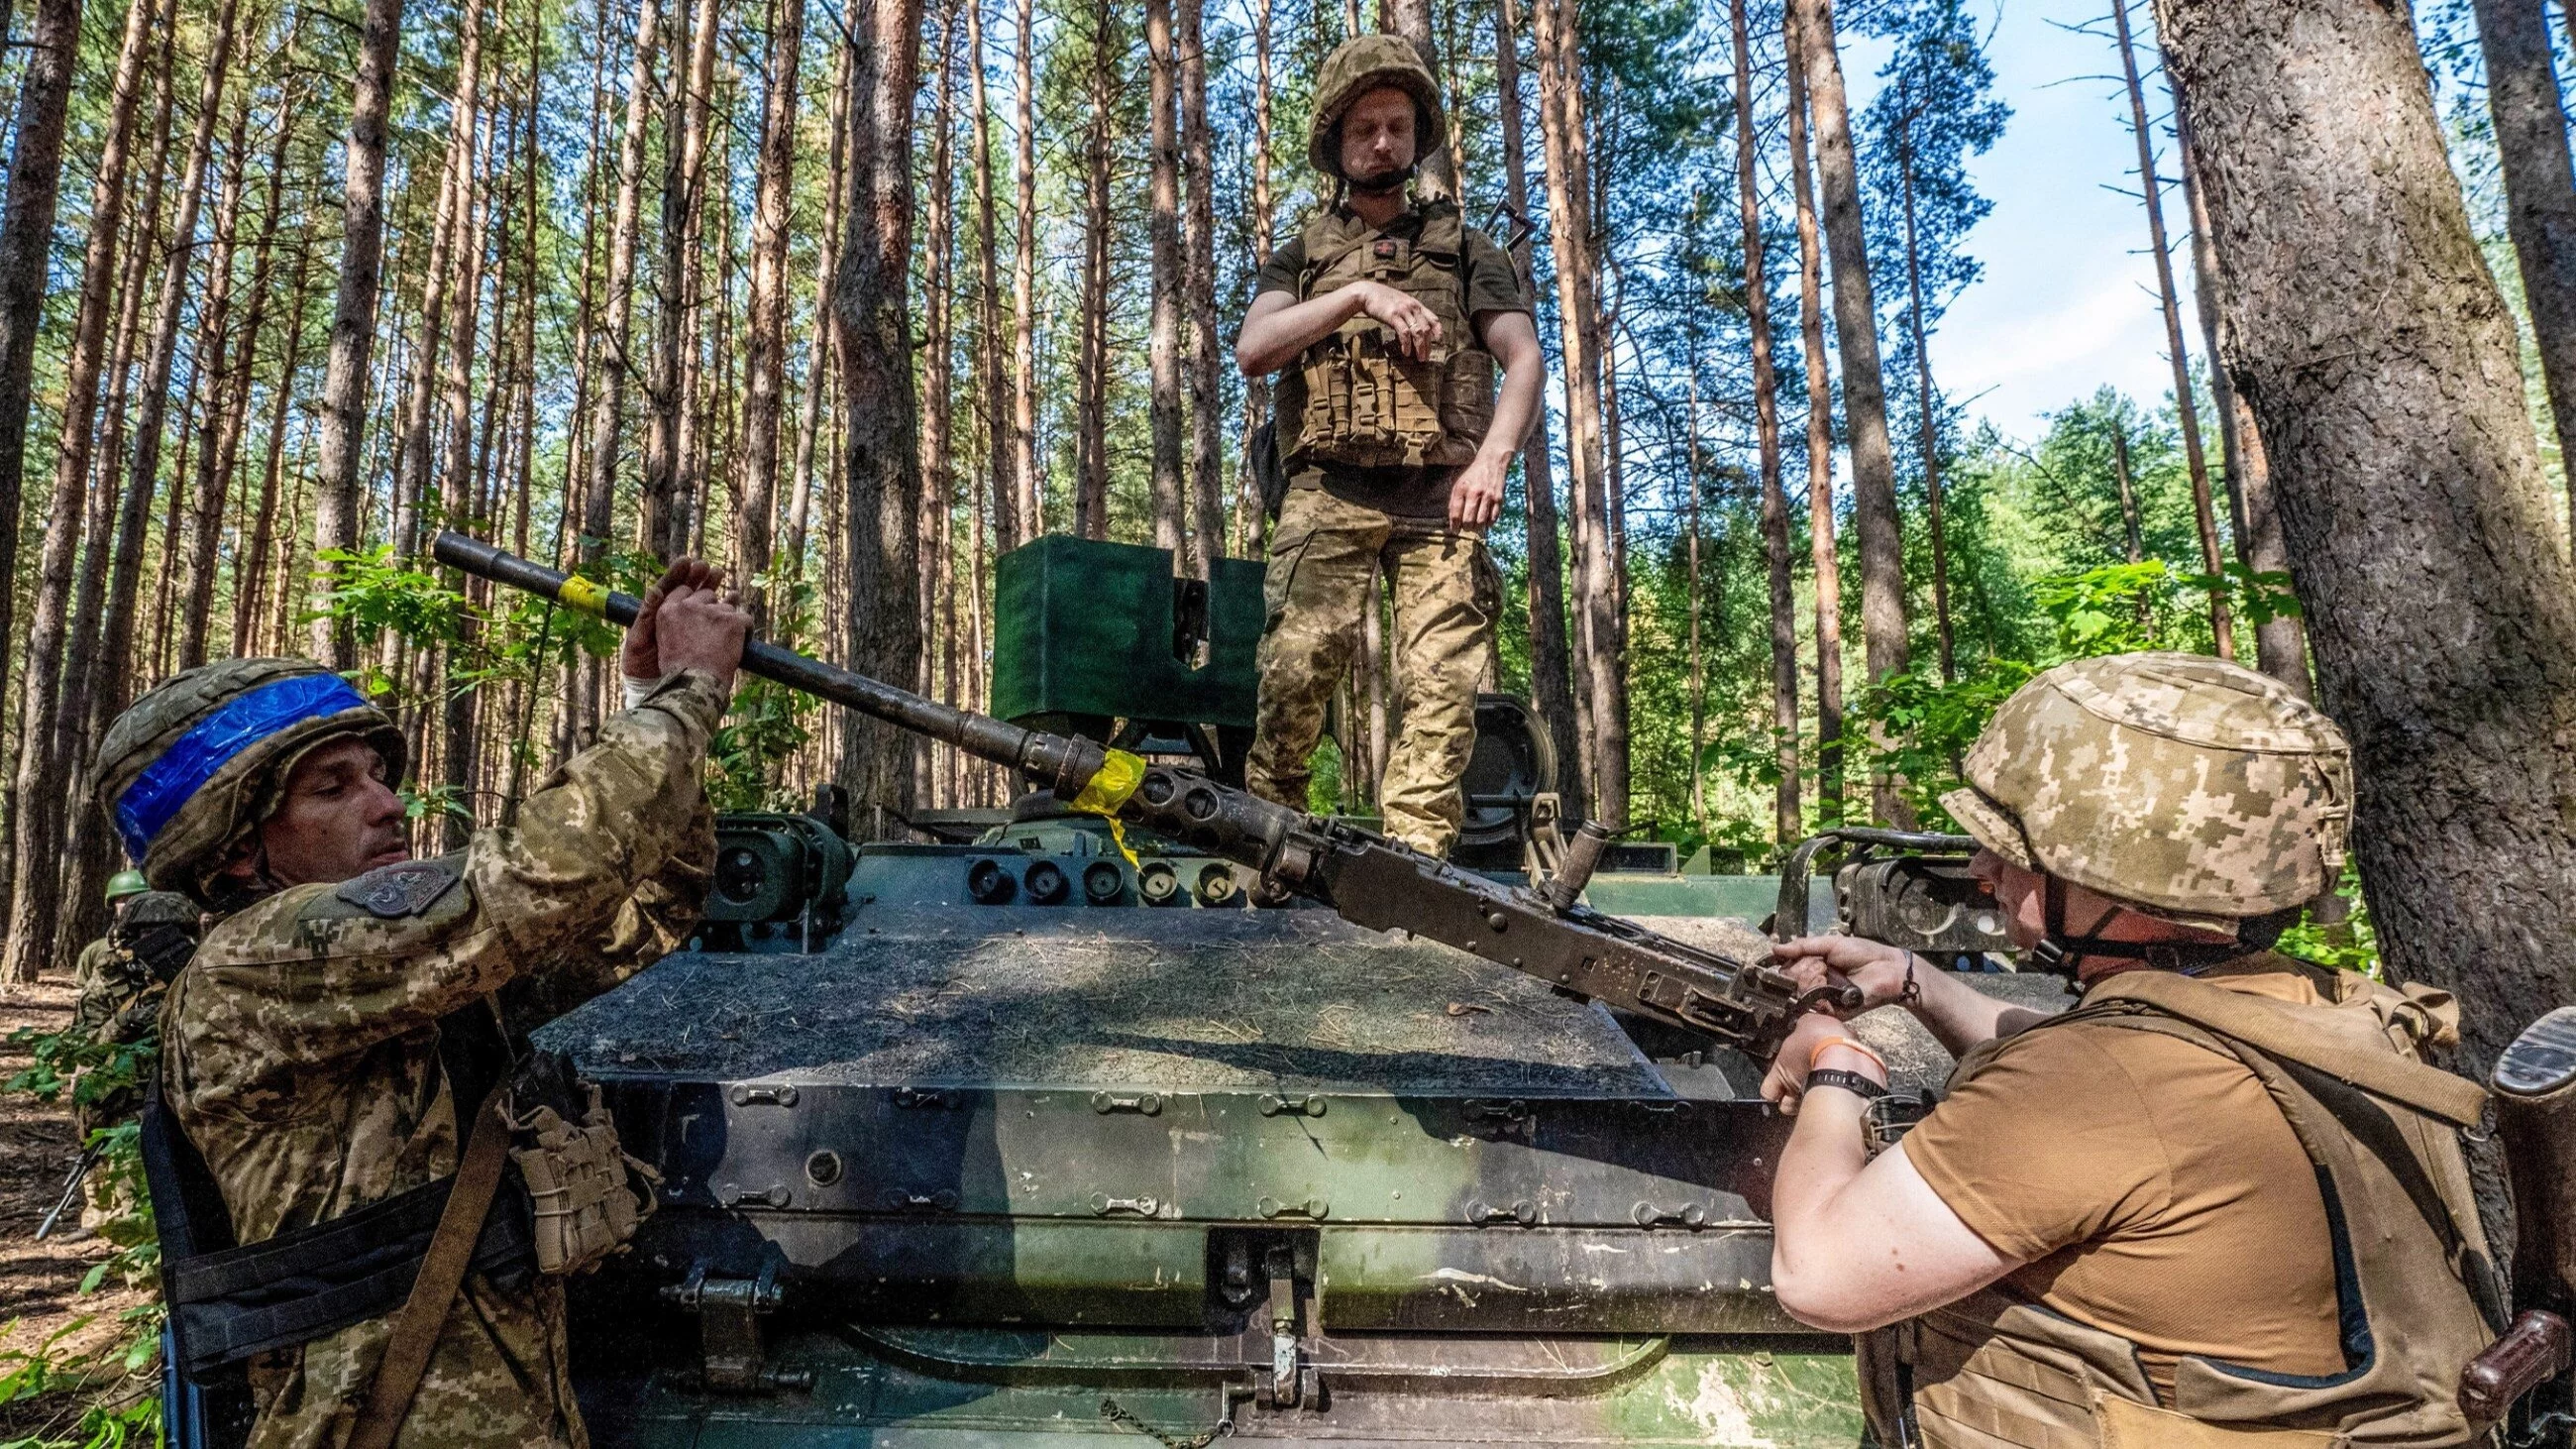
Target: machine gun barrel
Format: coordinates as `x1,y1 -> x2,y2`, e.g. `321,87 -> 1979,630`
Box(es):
435,532 -> 1842,1055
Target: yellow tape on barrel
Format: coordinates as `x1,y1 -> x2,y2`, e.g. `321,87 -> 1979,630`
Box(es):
1070,748 -> 1147,867
557,576 -> 611,617
558,576 -> 610,617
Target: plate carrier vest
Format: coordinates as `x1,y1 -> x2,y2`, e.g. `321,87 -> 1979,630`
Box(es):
1862,964 -> 2507,1449
1273,199 -> 1497,472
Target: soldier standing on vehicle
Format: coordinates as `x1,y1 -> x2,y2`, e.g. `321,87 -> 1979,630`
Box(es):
1758,652 -> 2506,1447
103,560 -> 747,1449
1234,34 -> 1546,858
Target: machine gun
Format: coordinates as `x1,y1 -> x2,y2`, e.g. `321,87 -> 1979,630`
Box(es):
435,532 -> 1854,1056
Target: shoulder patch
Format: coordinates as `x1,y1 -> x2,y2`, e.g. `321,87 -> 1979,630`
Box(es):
333,858 -> 464,920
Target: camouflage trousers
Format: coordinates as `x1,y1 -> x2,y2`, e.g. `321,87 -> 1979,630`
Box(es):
1246,489 -> 1499,857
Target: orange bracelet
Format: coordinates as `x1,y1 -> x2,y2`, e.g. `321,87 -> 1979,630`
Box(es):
1806,1034 -> 1888,1078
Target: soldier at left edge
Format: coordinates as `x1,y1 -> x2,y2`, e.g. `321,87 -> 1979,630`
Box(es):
96,558 -> 748,1449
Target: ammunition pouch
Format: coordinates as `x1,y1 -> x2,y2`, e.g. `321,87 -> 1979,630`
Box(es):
145,1017 -> 651,1386
505,1071 -> 658,1277
1276,199 -> 1495,474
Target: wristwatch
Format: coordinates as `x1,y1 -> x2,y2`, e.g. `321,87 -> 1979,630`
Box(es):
1806,1067 -> 1888,1100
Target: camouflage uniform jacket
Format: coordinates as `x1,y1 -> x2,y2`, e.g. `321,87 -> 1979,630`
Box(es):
160,671 -> 727,1449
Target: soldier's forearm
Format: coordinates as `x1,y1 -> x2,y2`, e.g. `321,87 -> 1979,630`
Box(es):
1235,289 -> 1367,377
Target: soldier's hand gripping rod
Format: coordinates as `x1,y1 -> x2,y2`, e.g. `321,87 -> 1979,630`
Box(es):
435,532 -> 1853,1056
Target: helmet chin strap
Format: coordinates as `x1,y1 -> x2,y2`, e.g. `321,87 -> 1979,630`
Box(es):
2026,874 -> 2255,979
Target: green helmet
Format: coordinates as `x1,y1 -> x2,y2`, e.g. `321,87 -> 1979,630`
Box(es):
104,868 -> 149,903
1308,34 -> 1444,178
1940,651 -> 2351,933
95,658 -> 404,897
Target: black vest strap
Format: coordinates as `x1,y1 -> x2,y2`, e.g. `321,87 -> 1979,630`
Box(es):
147,1004 -> 537,1384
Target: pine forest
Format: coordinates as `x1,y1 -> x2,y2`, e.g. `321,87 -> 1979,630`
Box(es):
0,0 -> 2566,991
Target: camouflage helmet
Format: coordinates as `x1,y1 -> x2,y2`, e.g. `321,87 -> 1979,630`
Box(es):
1308,34 -> 1444,178
105,868 -> 150,902
1939,651 -> 2351,930
95,658 -> 404,896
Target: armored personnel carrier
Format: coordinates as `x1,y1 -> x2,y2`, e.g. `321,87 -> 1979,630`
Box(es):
456,534 -> 2054,1449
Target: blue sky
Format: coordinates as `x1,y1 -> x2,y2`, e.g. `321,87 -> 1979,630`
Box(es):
1843,0 -> 2199,441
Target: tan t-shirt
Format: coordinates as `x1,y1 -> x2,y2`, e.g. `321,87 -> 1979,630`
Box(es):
1903,958 -> 2348,1392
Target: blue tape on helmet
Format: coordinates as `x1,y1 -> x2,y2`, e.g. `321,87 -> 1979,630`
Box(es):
114,673 -> 376,865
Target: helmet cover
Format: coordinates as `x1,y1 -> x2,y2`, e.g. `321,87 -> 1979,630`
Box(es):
1308,34 -> 1445,178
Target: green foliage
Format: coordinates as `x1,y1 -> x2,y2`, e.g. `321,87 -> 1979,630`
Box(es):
2275,865 -> 2381,976
2,1028 -> 165,1449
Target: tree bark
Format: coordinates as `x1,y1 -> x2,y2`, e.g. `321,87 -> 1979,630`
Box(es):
967,0 -> 1010,558
1785,19 -> 1845,826
2179,98 -> 2310,696
582,0 -> 662,566
1145,0 -> 1187,570
642,0 -> 718,559
182,93 -> 288,672
922,3 -> 957,770
836,0 -> 925,829
2112,0 -> 2232,658
390,42 -> 474,562
49,10 -> 173,967
94,0 -> 240,729
1236,0 -> 1275,557
1531,0 -> 1626,828
1010,0 -> 1039,541
0,0 -> 84,722
788,35 -> 852,583
1788,0 -> 1907,827
238,219 -> 316,658
2152,0 -> 2576,1136
1383,0 -> 1454,200
2470,0 -> 2576,547
1,0 -> 146,984
1735,0 -> 1799,848
1179,0 -> 1224,569
1493,0 -> 1582,823
740,0 -> 805,628
310,0 -> 406,667
1074,0 -> 1113,539
1897,109 -> 1955,682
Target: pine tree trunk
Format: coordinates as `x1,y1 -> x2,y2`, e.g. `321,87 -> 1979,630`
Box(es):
92,0 -> 240,731
787,36 -> 852,583
237,222 -> 315,658
1531,0 -> 1626,828
1074,0 -> 1112,539
182,94 -> 288,672
1236,0 -> 1275,558
390,69 -> 469,562
1896,113 -> 1955,683
2,0 -> 155,982
1735,0 -> 1799,849
2471,0 -> 2576,536
1788,0 -> 1907,827
836,0 -> 925,829
2179,100 -> 2310,697
1784,21 -> 1844,827
310,0 -> 407,667
740,0 -> 805,629
921,4 -> 958,791
2113,0 -> 2231,658
1492,0 -> 1582,823
968,0 -> 1010,557
0,0 -> 86,743
1145,0 -> 1187,570
643,0 -> 718,559
49,15 -> 173,965
2153,0 -> 2576,1239
582,0 -> 662,566
1383,0 -> 1453,199
438,1 -> 494,845
1179,0 -> 1224,568
1010,0 -> 1039,540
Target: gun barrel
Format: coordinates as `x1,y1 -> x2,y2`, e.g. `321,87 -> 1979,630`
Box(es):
438,532 -> 1829,1053
432,531 -> 1109,798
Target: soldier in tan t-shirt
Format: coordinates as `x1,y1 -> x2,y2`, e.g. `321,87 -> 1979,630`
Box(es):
1754,653 -> 2502,1448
